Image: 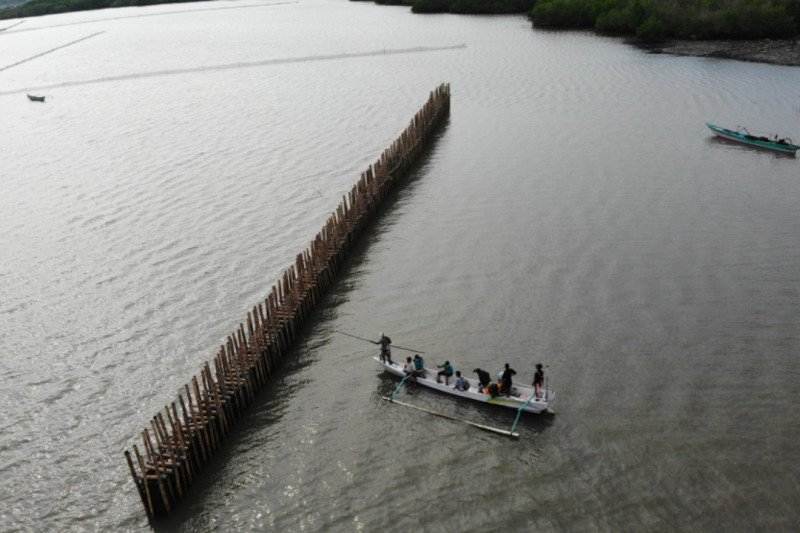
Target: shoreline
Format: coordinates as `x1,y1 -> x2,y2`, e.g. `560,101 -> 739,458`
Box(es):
638,38 -> 800,67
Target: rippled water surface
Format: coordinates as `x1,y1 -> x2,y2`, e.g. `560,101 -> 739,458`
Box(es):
1,1 -> 799,530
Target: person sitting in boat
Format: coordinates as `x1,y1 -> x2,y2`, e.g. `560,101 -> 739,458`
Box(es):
374,332 -> 393,364
485,382 -> 500,399
499,363 -> 517,397
402,356 -> 416,381
473,368 -> 491,390
436,360 -> 454,384
453,371 -> 469,391
532,363 -> 544,400
412,354 -> 425,378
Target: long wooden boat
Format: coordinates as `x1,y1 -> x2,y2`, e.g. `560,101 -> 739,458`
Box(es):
706,122 -> 798,155
374,356 -> 555,414
27,94 -> 45,102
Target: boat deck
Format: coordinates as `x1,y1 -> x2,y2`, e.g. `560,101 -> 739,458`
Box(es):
375,357 -> 554,414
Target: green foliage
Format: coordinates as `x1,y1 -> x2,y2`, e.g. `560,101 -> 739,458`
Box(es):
411,0 -> 450,12
716,1 -> 795,38
3,0 -> 798,39
413,0 -> 533,13
451,0 -> 534,13
596,7 -> 633,32
0,0 -> 197,19
635,14 -> 666,40
530,0 -> 799,40
531,0 -> 596,27
532,0 -> 624,28
779,0 -> 800,26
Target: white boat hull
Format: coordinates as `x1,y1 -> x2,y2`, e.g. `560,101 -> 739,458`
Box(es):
374,357 -> 554,414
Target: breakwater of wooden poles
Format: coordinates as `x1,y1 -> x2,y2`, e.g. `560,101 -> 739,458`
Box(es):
123,83 -> 450,519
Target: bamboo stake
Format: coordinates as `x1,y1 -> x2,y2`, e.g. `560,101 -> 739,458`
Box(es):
133,444 -> 155,518
124,84 -> 451,518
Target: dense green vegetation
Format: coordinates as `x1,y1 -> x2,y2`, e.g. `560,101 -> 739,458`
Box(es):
354,0 -> 800,41
531,0 -> 800,41
3,0 -> 797,42
413,0 -> 535,14
0,0 -> 198,20
353,0 -> 536,14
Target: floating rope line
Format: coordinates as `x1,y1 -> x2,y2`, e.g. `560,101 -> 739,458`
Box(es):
0,31 -> 104,73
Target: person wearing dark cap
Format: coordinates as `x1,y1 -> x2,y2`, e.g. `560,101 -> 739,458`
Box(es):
374,331 -> 393,364
473,368 -> 491,390
453,370 -> 469,391
412,354 -> 425,378
532,363 -> 544,399
402,356 -> 416,381
500,362 -> 516,396
436,360 -> 454,385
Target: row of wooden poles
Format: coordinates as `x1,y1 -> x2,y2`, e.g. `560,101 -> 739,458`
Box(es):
123,83 -> 451,519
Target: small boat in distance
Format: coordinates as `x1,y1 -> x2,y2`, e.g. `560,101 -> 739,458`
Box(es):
27,94 -> 45,102
706,123 -> 799,155
375,356 -> 555,414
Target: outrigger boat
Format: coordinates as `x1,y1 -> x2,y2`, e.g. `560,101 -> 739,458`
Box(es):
706,122 -> 799,155
375,356 -> 555,414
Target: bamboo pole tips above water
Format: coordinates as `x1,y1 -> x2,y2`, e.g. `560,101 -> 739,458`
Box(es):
123,84 -> 450,519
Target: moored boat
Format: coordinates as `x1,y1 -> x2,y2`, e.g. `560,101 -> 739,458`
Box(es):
706,122 -> 798,155
27,94 -> 45,102
374,356 -> 555,414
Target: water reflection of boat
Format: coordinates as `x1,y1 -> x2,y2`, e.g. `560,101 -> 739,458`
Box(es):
27,94 -> 46,102
375,356 -> 555,414
706,122 -> 798,155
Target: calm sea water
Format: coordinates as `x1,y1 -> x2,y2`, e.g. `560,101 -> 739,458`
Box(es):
1,1 -> 799,530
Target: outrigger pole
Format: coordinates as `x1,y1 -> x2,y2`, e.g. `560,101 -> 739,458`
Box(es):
509,393 -> 536,435
333,330 -> 426,354
381,396 -> 520,438
382,374 -> 519,438
391,374 -> 413,400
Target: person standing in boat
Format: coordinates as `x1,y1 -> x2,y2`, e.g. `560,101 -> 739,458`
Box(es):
500,363 -> 516,396
473,368 -> 491,391
436,360 -> 454,384
532,363 -> 544,400
374,332 -> 393,364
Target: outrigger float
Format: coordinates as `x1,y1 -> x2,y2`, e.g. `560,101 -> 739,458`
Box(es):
375,356 -> 555,438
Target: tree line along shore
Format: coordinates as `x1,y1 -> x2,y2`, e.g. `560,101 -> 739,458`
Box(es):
3,0 -> 799,66
373,0 -> 800,42
0,0 -> 195,19
366,0 -> 800,65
